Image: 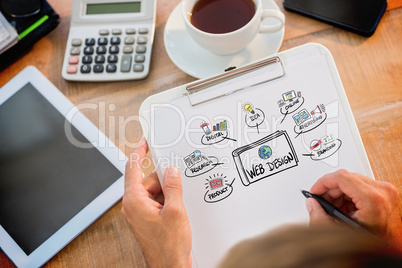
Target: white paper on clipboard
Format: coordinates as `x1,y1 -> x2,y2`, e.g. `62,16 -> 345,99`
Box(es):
139,43 -> 373,268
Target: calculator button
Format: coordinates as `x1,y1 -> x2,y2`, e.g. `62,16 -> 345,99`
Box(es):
136,45 -> 146,53
93,64 -> 104,73
98,37 -> 108,45
70,47 -> 80,55
123,46 -> 133,54
99,29 -> 110,35
67,65 -> 78,74
96,46 -> 107,54
124,37 -> 135,44
120,55 -> 132,72
137,36 -> 148,44
95,55 -> 105,63
85,38 -> 96,46
71,39 -> 82,46
111,37 -> 121,45
108,55 -> 118,63
126,28 -> 136,34
138,28 -> 149,34
134,54 -> 145,63
112,28 -> 122,35
133,64 -> 144,72
84,46 -> 94,55
106,64 -> 117,73
68,56 -> 79,64
82,55 -> 93,64
109,45 -> 119,54
81,65 -> 91,73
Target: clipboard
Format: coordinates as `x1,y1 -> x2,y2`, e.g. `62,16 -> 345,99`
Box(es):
139,43 -> 373,268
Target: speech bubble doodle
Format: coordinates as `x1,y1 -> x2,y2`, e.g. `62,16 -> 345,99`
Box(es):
294,112 -> 327,138
279,97 -> 305,123
204,175 -> 235,203
201,130 -> 236,145
280,97 -> 305,115
303,139 -> 342,161
245,108 -> 265,134
185,156 -> 222,178
277,90 -> 304,123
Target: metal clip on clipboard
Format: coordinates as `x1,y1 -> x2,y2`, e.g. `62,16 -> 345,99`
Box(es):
186,56 -> 285,106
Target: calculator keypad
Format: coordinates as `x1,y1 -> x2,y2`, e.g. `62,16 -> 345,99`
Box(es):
68,56 -> 79,64
65,27 -> 149,76
106,64 -> 117,73
95,55 -> 105,63
82,56 -> 92,64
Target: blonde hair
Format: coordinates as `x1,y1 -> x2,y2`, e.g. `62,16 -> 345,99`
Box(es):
219,224 -> 401,268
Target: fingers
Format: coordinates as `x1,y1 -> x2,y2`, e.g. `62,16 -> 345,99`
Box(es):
306,198 -> 334,226
125,136 -> 149,189
154,192 -> 165,206
322,188 -> 344,202
162,166 -> 183,206
309,169 -> 386,227
310,169 -> 372,203
144,172 -> 162,197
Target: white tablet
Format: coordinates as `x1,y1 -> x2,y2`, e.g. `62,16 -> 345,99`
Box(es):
0,66 -> 127,268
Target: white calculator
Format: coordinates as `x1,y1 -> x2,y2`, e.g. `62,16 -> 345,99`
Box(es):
62,0 -> 156,81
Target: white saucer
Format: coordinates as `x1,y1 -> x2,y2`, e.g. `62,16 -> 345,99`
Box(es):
164,0 -> 285,78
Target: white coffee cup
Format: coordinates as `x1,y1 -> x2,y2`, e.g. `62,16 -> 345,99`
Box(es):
182,0 -> 285,55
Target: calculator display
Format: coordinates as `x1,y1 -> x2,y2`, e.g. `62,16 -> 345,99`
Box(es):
86,2 -> 141,15
62,0 -> 156,81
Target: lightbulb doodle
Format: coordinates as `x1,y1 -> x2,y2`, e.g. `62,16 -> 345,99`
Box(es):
204,173 -> 235,203
183,150 -> 223,178
200,120 -> 236,145
302,134 -> 342,161
293,104 -> 327,138
277,90 -> 305,123
243,102 -> 265,134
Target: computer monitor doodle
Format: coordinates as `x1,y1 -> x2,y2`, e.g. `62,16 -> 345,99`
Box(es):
282,90 -> 297,101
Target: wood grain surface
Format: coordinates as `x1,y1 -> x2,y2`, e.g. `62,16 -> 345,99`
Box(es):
0,0 -> 401,267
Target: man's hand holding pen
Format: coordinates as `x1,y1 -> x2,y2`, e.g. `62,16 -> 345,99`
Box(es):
306,169 -> 402,252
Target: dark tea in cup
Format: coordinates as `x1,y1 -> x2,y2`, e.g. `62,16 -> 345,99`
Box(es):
182,0 -> 285,54
190,0 -> 256,34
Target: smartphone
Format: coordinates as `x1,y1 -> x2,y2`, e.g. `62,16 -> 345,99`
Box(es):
283,0 -> 387,37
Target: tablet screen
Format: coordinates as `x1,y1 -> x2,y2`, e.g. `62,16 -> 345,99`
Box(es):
0,83 -> 122,255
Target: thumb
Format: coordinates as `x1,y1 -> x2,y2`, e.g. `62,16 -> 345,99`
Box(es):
163,166 -> 184,205
306,198 -> 333,226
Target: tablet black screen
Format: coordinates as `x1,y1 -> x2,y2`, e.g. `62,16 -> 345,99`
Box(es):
283,0 -> 387,36
0,83 -> 122,255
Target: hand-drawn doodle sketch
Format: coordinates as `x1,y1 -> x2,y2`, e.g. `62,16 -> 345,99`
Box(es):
200,121 -> 212,135
310,104 -> 326,119
212,120 -> 227,131
292,108 -> 310,125
303,134 -> 342,161
184,150 -> 223,178
204,173 -> 235,203
200,120 -> 236,145
277,90 -> 305,123
293,104 -> 327,137
243,102 -> 265,134
232,130 -> 298,186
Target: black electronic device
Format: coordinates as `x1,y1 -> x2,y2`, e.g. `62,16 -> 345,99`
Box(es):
283,0 -> 387,37
0,0 -> 60,71
0,66 -> 126,268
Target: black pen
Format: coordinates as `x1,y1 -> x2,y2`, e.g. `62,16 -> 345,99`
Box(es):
301,190 -> 366,231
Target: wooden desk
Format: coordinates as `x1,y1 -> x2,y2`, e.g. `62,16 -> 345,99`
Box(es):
1,1 -> 401,267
